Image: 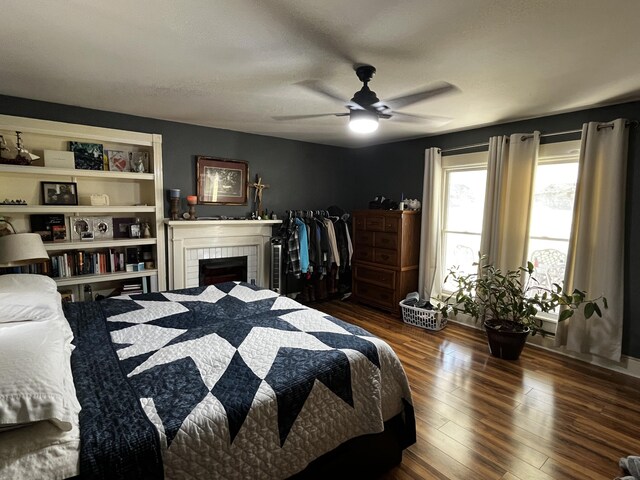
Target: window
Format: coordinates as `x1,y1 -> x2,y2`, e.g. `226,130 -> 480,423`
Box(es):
441,152 -> 488,292
438,141 -> 580,315
526,141 -> 580,319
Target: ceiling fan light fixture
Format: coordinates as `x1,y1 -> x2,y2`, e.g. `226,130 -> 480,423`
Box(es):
349,110 -> 379,134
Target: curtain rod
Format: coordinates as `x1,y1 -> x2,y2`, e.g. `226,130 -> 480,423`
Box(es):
440,120 -> 637,154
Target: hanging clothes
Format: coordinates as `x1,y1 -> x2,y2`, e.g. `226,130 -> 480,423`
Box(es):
294,217 -> 310,274
323,218 -> 340,269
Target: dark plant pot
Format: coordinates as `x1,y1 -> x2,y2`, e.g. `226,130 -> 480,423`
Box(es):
484,320 -> 530,360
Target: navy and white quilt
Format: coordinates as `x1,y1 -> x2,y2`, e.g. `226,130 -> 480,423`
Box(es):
64,282 -> 414,479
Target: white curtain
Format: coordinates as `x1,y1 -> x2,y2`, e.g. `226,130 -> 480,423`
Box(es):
479,133 -> 540,272
555,119 -> 629,361
418,147 -> 442,301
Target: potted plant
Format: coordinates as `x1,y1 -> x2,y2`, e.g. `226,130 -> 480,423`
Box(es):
438,257 -> 607,360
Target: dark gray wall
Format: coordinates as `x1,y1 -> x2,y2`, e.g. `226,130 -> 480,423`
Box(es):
0,95 -> 353,218
2,94 -> 638,359
348,101 -> 640,359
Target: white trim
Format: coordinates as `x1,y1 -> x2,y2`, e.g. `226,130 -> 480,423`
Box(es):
165,220 -> 281,290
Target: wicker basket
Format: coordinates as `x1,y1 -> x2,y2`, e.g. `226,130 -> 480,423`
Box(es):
399,300 -> 447,331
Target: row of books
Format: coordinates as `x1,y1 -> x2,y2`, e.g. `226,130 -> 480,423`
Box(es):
121,282 -> 146,295
50,249 -> 135,278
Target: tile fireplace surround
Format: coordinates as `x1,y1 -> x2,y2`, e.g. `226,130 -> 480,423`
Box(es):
165,220 -> 281,290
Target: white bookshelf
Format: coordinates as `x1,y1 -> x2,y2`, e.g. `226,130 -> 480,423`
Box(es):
0,114 -> 166,299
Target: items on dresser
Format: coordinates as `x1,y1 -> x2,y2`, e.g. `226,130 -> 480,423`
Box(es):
351,209 -> 421,314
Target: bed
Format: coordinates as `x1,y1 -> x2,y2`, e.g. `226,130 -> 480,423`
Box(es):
0,275 -> 415,479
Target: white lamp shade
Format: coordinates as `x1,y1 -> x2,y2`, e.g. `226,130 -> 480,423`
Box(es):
0,233 -> 50,267
349,110 -> 379,134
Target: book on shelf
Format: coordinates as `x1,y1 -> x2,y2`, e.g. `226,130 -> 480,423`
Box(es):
47,248 -> 151,278
121,282 -> 143,295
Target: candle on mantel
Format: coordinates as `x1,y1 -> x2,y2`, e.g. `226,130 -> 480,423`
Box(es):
187,195 -> 197,205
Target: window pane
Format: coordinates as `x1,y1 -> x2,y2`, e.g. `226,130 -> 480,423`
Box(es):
530,163 -> 578,239
527,238 -> 570,291
443,232 -> 481,291
445,170 -> 487,233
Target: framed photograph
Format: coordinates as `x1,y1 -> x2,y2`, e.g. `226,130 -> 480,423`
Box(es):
129,223 -> 141,238
113,217 -> 137,239
93,216 -> 113,240
70,142 -> 104,170
70,217 -> 91,241
52,225 -> 67,242
106,150 -> 131,172
197,156 -> 248,205
41,182 -> 78,206
131,151 -> 150,173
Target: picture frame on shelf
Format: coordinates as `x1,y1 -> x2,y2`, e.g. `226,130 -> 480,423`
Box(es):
93,216 -> 113,240
106,150 -> 131,172
129,223 -> 141,238
131,151 -> 149,173
113,217 -> 137,238
70,142 -> 104,170
196,156 -> 248,205
70,217 -> 91,241
41,181 -> 78,206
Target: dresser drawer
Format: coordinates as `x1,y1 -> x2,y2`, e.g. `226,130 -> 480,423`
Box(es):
365,216 -> 385,231
356,230 -> 374,246
354,281 -> 396,309
375,248 -> 399,266
354,215 -> 366,231
353,246 -> 374,262
354,264 -> 396,288
383,217 -> 400,233
375,232 -> 398,249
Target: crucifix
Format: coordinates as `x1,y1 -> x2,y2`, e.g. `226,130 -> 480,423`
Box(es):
250,174 -> 270,217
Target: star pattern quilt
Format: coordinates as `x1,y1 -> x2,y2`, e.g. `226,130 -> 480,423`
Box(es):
63,282 -> 414,479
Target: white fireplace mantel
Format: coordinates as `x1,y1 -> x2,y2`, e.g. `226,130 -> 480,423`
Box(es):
165,220 -> 281,290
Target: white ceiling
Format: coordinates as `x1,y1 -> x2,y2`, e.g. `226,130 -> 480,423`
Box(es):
2,0 -> 640,147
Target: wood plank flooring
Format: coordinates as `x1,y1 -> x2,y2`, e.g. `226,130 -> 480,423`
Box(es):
315,299 -> 640,480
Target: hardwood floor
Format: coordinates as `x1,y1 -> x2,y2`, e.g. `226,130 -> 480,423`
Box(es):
316,299 -> 640,480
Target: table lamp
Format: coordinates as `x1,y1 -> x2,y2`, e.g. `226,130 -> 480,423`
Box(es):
0,233 -> 50,267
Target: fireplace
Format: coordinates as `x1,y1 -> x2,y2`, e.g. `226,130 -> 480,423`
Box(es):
166,219 -> 281,290
199,256 -> 247,286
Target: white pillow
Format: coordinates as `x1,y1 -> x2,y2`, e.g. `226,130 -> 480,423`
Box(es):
0,292 -> 60,324
0,274 -> 57,295
0,320 -> 76,431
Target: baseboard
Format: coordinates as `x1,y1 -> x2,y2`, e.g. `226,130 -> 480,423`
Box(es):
447,316 -> 640,379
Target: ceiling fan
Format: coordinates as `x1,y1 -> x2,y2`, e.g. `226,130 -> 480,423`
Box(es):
274,64 -> 458,134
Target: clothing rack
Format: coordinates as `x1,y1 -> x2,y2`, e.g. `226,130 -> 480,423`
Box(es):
440,120 -> 638,154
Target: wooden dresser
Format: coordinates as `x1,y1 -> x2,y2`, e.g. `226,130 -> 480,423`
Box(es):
352,210 -> 421,314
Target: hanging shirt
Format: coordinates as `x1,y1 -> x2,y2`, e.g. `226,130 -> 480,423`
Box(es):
287,225 -> 301,277
294,218 -> 310,274
323,218 -> 340,268
344,220 -> 353,266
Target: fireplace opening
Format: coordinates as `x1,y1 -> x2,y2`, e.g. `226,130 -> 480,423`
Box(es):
199,256 -> 248,286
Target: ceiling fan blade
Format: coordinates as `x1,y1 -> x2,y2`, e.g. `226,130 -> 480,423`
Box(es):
383,82 -> 459,110
272,113 -> 347,121
250,0 -> 357,65
390,111 -> 454,126
296,80 -> 348,104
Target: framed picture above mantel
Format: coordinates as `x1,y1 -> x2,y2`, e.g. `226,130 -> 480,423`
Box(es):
196,156 -> 248,205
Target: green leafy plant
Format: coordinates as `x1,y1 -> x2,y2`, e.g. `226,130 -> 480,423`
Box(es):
438,257 -> 607,336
